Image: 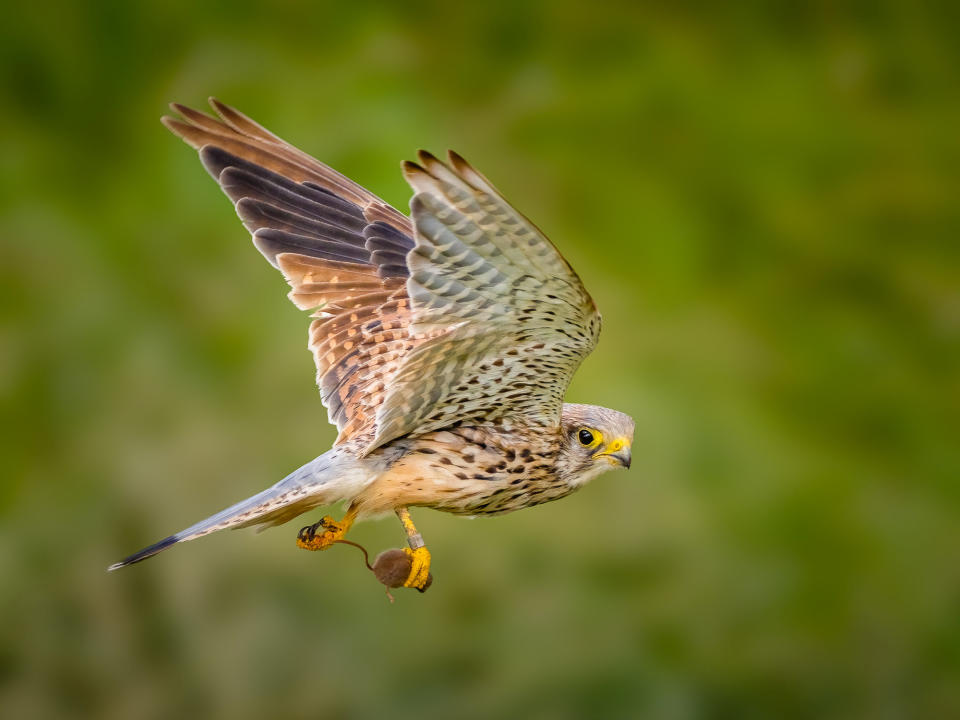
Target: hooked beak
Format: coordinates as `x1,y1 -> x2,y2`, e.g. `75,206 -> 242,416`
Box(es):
611,450 -> 632,469
594,438 -> 632,469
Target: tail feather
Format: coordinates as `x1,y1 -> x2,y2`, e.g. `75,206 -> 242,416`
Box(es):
108,449 -> 356,571
108,535 -> 180,570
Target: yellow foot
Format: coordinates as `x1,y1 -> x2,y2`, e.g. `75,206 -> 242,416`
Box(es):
402,546 -> 432,589
296,516 -> 349,551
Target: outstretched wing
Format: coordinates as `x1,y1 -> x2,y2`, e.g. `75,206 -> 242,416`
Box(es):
166,100 -> 601,455
365,151 -> 601,452
164,99 -> 418,442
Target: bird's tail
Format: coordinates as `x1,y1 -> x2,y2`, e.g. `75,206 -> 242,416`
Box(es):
108,447 -> 364,571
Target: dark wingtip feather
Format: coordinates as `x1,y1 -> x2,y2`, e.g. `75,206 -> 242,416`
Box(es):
161,114 -> 188,136
107,535 -> 179,572
447,150 -> 492,194
170,102 -> 199,120
447,150 -> 476,179
198,145 -> 233,178
417,149 -> 441,166
208,96 -> 230,118
447,150 -> 473,175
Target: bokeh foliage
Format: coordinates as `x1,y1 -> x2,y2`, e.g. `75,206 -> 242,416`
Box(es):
1,1 -> 958,718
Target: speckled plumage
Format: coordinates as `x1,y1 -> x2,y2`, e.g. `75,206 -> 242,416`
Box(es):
109,100 -> 634,578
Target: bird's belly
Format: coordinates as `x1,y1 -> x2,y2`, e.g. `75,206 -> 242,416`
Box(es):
438,474 -> 577,516
354,439 -> 571,517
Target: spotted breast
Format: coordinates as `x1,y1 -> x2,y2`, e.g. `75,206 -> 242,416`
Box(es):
353,425 -> 573,517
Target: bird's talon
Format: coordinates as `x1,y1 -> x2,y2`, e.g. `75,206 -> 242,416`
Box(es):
296,515 -> 346,551
402,546 -> 432,589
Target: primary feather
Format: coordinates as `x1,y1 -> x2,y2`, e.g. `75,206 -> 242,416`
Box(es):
109,99 -> 626,573
164,99 -> 600,453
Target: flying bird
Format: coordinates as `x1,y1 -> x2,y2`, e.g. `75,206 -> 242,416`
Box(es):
109,99 -> 634,590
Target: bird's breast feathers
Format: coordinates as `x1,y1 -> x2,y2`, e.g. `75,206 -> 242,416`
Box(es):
355,427 -> 572,516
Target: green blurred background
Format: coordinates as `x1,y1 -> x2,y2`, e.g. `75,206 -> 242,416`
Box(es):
2,1 -> 958,718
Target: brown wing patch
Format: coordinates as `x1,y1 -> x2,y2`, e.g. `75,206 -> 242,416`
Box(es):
276,255 -> 387,309
166,100 -> 602,456
276,253 -> 418,440
165,100 -> 418,446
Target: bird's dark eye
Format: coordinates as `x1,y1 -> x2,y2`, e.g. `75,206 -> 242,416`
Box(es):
578,429 -> 594,446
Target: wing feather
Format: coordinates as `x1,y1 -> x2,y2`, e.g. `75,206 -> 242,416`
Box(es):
165,101 -> 600,456
165,100 -> 416,443
364,152 -> 601,452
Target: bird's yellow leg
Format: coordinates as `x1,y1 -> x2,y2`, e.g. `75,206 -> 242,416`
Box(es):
396,507 -> 431,590
296,503 -> 358,551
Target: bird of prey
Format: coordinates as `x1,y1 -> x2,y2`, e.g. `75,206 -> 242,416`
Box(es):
109,99 -> 634,590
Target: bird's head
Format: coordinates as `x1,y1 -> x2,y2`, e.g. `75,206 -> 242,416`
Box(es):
558,403 -> 635,486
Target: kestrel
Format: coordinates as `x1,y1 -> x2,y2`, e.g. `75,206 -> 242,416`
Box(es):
109,99 -> 634,590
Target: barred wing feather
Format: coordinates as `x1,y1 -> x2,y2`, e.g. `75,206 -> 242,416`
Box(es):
366,151 -> 601,452
165,101 -> 600,456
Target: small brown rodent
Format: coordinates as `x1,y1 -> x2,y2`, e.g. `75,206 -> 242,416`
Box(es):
332,540 -> 433,600
372,548 -> 434,593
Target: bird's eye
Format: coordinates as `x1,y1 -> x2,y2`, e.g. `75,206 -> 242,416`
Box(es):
578,429 -> 595,446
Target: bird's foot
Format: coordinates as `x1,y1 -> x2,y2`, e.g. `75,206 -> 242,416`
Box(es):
402,546 -> 432,590
296,516 -> 349,551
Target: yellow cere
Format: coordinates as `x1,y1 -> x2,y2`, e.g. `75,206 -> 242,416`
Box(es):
594,436 -> 630,459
